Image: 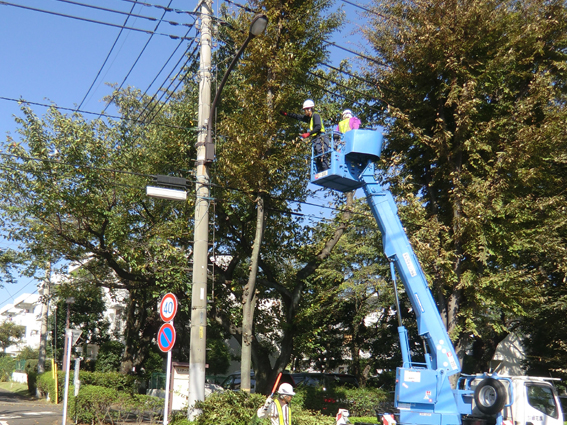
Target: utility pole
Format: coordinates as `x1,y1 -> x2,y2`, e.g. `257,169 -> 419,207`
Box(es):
188,0 -> 212,418
37,261 -> 51,374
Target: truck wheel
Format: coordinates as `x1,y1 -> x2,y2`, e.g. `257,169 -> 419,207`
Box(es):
474,378 -> 507,415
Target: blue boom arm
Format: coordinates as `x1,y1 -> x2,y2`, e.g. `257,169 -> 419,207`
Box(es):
310,130 -> 473,425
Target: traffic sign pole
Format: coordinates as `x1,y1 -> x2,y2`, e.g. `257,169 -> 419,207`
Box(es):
164,349 -> 172,425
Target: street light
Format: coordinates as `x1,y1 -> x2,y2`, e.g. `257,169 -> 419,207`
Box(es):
204,13 -> 269,154
188,12 -> 268,419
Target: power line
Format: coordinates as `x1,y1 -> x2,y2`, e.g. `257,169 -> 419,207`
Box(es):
306,70 -> 381,103
339,0 -> 386,18
0,1 -> 193,40
139,42 -> 200,125
0,96 -> 197,132
322,40 -> 384,66
77,0 -> 139,110
118,0 -> 203,16
317,62 -> 376,87
100,0 -> 179,115
136,39 -> 199,123
51,0 -> 194,29
0,151 -> 370,223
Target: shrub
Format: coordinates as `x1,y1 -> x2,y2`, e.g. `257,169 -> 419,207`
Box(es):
79,371 -> 137,393
0,355 -> 15,382
192,390 -> 335,425
70,385 -> 118,425
194,390 -> 265,425
37,371 -> 66,402
293,386 -> 387,417
70,385 -> 162,425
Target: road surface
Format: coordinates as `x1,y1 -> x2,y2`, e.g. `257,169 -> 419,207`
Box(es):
0,388 -> 62,425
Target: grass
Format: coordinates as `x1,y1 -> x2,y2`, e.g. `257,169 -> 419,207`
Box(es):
0,381 -> 32,397
351,417 -> 379,424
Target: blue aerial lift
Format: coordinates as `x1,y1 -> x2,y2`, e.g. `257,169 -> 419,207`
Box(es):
309,129 -> 513,425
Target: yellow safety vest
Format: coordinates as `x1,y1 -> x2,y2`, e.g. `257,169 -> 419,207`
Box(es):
309,116 -> 325,133
274,399 -> 290,425
338,118 -> 351,133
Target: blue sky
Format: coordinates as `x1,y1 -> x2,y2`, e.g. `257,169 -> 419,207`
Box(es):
0,0 -> 370,308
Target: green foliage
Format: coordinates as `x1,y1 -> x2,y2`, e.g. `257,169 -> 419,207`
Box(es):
95,341 -> 124,372
16,346 -> 39,360
0,321 -> 25,353
206,339 -> 231,376
193,390 -> 335,425
194,391 -> 265,425
79,371 -> 138,393
70,385 -> 118,425
292,386 -> 386,417
0,355 -> 15,382
70,386 -> 162,425
37,371 -> 64,402
363,0 -> 567,371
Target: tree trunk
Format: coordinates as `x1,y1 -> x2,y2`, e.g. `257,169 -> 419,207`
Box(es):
241,195 -> 266,392
121,291 -> 136,374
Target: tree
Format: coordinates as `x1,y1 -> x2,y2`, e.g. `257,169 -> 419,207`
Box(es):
0,321 -> 25,353
0,88 -> 198,372
202,0 -> 348,393
363,0 -> 567,371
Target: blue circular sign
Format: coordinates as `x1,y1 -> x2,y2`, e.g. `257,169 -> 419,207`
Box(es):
157,323 -> 176,352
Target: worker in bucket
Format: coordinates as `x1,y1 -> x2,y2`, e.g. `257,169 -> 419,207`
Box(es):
280,100 -> 330,172
335,109 -> 361,134
257,383 -> 295,425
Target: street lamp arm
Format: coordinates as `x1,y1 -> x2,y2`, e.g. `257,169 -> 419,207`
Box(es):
205,34 -> 253,148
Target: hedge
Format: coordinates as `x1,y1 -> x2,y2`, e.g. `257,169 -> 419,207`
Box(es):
69,385 -> 162,425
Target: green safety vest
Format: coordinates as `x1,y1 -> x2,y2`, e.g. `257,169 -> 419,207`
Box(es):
338,118 -> 351,133
309,115 -> 325,133
274,399 -> 290,425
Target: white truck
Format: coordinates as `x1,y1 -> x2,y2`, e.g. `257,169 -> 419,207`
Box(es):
309,129 -> 564,425
462,374 -> 563,425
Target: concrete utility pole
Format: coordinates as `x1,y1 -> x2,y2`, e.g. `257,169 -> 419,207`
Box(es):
188,0 -> 213,418
37,262 -> 51,374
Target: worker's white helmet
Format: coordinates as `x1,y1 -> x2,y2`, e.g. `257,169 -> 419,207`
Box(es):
278,383 -> 295,396
303,99 -> 315,110
342,109 -> 353,119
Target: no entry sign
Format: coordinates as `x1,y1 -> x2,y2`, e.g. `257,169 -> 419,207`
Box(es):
157,323 -> 176,352
160,293 -> 178,323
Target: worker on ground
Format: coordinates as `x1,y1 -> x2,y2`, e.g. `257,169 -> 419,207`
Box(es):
335,109 -> 361,134
280,100 -> 330,172
257,383 -> 295,425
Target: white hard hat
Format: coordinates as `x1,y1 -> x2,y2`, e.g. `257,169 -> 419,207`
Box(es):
303,99 -> 315,110
278,383 -> 295,396
342,109 -> 353,119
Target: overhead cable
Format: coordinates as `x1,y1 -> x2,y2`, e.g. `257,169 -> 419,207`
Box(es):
0,96 -> 197,132
77,0 -> 139,110
339,0 -> 386,18
317,62 -> 376,87
100,0 -> 182,115
136,39 -> 199,123
140,43 -> 200,125
118,0 -> 202,16
52,0 -> 194,28
306,70 -> 382,103
0,1 -> 193,40
322,40 -> 384,66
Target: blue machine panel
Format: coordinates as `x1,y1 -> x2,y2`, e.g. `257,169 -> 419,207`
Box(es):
310,130 -> 382,191
396,368 -> 438,405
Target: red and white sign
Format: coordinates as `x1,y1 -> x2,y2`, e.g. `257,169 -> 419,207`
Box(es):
157,323 -> 176,352
160,293 -> 178,323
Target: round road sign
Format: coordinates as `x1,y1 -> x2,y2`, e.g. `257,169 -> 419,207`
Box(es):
160,293 -> 178,322
157,323 -> 176,352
